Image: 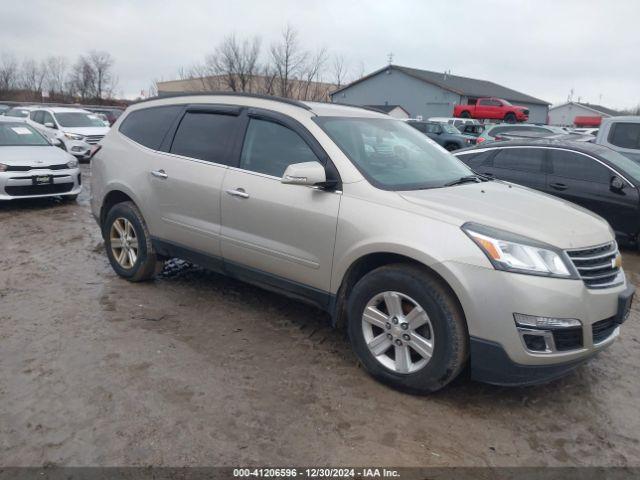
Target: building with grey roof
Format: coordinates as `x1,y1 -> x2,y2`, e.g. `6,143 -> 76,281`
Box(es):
548,101 -> 623,127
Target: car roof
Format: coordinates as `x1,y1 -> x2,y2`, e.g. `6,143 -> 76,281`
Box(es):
454,137 -> 606,156
37,106 -> 92,113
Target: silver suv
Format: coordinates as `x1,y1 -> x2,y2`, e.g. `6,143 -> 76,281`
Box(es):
90,94 -> 634,393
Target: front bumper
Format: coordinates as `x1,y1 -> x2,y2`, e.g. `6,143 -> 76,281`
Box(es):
0,168 -> 82,200
438,260 -> 633,384
63,139 -> 92,159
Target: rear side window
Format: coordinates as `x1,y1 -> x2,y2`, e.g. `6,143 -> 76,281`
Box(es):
170,111 -> 239,164
493,148 -> 544,172
31,111 -> 43,124
119,106 -> 182,150
457,150 -> 494,168
240,119 -> 319,177
549,150 -> 610,183
608,123 -> 640,149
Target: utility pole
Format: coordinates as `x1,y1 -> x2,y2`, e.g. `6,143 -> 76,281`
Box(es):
387,52 -> 394,65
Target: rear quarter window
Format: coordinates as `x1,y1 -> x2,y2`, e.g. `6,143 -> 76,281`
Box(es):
119,105 -> 182,150
608,123 -> 640,150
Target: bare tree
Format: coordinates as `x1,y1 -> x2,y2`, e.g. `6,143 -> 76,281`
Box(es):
205,34 -> 261,92
298,47 -> 327,100
68,55 -> 96,101
20,59 -> 48,93
45,55 -> 68,96
0,52 -> 19,93
331,54 -> 348,88
270,24 -> 307,98
89,50 -> 115,101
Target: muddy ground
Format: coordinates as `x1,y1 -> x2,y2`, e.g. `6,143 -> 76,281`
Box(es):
1,164 -> 639,467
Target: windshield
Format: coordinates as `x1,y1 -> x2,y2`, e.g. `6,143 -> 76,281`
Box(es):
55,112 -> 105,128
593,145 -> 640,182
5,109 -> 30,118
0,123 -> 49,146
314,117 -> 473,190
441,123 -> 461,134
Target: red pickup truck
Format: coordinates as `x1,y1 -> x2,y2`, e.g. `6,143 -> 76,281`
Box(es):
454,97 -> 529,123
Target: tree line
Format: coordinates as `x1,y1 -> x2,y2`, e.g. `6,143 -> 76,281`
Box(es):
149,24 -> 363,101
0,50 -> 118,104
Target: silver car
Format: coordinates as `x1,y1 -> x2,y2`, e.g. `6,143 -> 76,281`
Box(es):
90,94 -> 634,393
0,119 -> 81,201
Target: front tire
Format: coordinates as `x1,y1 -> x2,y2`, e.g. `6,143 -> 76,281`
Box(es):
459,111 -> 471,118
444,143 -> 458,151
347,264 -> 468,394
103,201 -> 162,282
504,112 -> 517,123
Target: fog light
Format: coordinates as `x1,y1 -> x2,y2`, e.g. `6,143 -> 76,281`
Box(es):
514,313 -> 581,329
523,334 -> 548,352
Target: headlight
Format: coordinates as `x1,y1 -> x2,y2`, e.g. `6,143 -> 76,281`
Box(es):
64,132 -> 85,141
462,223 -> 576,278
0,163 -> 7,172
66,158 -> 78,168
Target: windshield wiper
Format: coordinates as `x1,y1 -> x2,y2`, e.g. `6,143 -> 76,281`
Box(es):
444,175 -> 484,187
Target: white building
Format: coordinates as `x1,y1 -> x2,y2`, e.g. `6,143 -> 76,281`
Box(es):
548,102 -> 622,127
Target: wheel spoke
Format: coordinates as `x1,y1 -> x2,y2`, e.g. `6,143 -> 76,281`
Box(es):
110,238 -> 123,248
127,249 -> 136,266
395,345 -> 411,373
128,238 -> 139,249
113,219 -> 125,237
405,306 -> 428,330
368,333 -> 392,356
363,306 -> 388,329
125,220 -> 134,238
117,248 -> 127,266
410,333 -> 433,360
383,292 -> 403,317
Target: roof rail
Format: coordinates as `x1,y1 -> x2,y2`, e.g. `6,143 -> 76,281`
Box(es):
138,91 -> 313,111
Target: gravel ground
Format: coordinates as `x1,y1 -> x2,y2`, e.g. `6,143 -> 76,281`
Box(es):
1,164 -> 639,467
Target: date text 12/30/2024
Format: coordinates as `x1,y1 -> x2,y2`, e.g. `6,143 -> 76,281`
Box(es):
233,468 -> 400,478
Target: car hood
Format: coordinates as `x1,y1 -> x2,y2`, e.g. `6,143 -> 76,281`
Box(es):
399,180 -> 613,249
61,126 -> 110,135
0,145 -> 74,166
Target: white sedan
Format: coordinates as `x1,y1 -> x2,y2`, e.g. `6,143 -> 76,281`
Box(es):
0,119 -> 82,201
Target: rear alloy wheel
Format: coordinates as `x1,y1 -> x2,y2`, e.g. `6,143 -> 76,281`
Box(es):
362,291 -> 435,374
504,112 -> 517,123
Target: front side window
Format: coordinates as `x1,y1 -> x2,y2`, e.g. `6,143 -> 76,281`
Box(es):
30,111 -> 43,124
0,123 -> 49,146
424,123 -> 442,134
493,148 -> 544,173
42,111 -> 55,126
119,105 -> 182,150
170,111 -> 239,164
315,117 -> 472,190
239,119 -> 319,177
55,112 -> 105,128
608,123 -> 640,150
549,150 -> 610,183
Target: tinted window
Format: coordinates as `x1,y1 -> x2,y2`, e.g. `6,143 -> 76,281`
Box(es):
240,119 -> 319,177
170,111 -> 239,164
119,106 -> 181,150
457,150 -> 494,168
608,123 -> 640,149
407,121 -> 427,134
480,99 -> 501,106
493,148 -> 544,172
30,111 -> 43,124
550,149 -> 610,183
424,123 -> 442,134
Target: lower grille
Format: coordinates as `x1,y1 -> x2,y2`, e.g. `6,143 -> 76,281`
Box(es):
592,317 -> 617,344
566,242 -> 622,289
6,164 -> 68,171
84,135 -> 104,145
5,183 -> 73,196
552,327 -> 583,351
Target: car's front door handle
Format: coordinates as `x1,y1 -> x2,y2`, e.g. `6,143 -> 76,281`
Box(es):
226,188 -> 249,199
151,169 -> 168,179
549,182 -> 567,191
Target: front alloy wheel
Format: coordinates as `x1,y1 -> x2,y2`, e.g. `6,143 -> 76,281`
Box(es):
110,217 -> 139,269
362,291 -> 434,374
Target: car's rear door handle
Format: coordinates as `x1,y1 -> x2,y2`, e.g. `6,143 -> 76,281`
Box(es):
549,182 -> 567,191
226,188 -> 249,199
151,169 -> 168,179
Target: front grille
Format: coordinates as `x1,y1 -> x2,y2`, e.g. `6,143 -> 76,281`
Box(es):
552,327 -> 583,351
592,317 -> 617,343
84,135 -> 104,145
5,183 -> 73,196
6,164 -> 68,171
566,242 -> 622,289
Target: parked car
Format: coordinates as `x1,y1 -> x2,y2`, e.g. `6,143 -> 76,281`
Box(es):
0,104 -> 11,115
26,107 -> 109,161
91,94 -> 633,393
572,127 -> 599,136
454,138 -> 640,243
93,112 -> 111,126
595,116 -> 640,163
476,123 -> 569,145
0,118 -> 81,201
85,107 -> 123,126
454,97 -> 529,123
458,123 -> 485,137
406,120 -> 475,150
3,106 -> 37,119
428,117 -> 482,131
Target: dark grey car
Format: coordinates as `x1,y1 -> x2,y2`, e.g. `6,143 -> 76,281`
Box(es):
406,120 -> 475,151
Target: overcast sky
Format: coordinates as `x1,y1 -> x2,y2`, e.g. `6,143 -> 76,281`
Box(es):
1,0 -> 639,109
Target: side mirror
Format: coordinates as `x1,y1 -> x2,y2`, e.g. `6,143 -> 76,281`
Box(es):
281,161 -> 327,187
44,122 -> 56,129
611,176 -> 625,191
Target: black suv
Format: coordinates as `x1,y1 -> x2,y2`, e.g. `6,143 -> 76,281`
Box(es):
455,139 -> 640,243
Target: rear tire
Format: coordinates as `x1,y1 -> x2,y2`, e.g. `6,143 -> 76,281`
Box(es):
504,112 -> 517,123
444,143 -> 458,151
347,264 -> 469,394
460,111 -> 471,118
103,201 -> 163,282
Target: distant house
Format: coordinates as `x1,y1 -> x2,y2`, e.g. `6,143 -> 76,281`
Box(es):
330,64 -> 550,123
365,104 -> 410,119
548,102 -> 623,127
